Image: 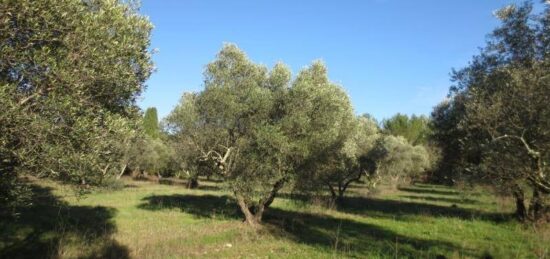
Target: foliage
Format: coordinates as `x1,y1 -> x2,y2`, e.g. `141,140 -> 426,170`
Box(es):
136,137 -> 175,177
165,92 -> 213,187
296,115 -> 381,205
382,113 -> 431,145
369,135 -> 431,187
0,0 -> 153,212
429,97 -> 469,184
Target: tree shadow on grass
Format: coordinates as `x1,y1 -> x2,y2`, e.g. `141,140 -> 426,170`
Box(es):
198,177 -> 223,184
195,185 -> 223,192
0,185 -> 128,259
138,193 -> 479,258
138,194 -> 240,219
264,208 -> 478,258
276,192 -> 509,223
156,178 -> 223,192
400,195 -> 481,205
338,196 -> 511,223
398,187 -> 459,196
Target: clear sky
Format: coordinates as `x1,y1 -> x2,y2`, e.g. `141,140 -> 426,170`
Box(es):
137,0 -> 538,121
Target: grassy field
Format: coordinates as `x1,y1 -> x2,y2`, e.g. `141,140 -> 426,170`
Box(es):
1,178 -> 548,259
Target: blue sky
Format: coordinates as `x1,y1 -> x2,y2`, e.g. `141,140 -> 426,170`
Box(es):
137,0 -> 538,121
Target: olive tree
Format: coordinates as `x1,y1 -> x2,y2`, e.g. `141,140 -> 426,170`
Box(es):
434,3 -> 550,221
429,96 -> 470,185
0,0 -> 153,212
167,45 -> 355,226
166,45 -> 290,226
165,92 -> 208,188
369,135 -> 431,188
298,115 -> 380,205
463,62 -> 550,220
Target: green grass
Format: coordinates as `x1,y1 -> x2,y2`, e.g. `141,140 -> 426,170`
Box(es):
1,178 -> 548,258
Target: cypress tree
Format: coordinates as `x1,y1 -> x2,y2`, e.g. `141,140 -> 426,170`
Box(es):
143,107 -> 160,139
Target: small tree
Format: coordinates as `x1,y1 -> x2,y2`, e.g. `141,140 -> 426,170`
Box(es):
139,137 -> 173,178
369,135 -> 431,188
301,116 -> 380,205
165,93 -> 205,188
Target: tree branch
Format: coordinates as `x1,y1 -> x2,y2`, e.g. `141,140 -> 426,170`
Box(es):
492,134 -> 540,159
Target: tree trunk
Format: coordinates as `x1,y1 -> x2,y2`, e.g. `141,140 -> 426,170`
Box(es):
336,186 -> 345,206
233,179 -> 286,227
262,178 -> 286,209
336,171 -> 360,206
235,193 -> 261,227
327,183 -> 338,205
390,176 -> 400,189
254,202 -> 266,222
512,185 -> 527,221
186,176 -> 199,189
117,163 -> 127,180
529,188 -> 543,221
131,167 -> 140,178
99,164 -> 110,184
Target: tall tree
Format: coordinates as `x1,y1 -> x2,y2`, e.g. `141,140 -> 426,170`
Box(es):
0,0 -> 153,213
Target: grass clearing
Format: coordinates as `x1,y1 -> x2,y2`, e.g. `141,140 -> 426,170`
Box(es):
1,178 -> 548,258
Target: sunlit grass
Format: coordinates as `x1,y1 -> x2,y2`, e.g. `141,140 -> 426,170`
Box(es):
1,178 -> 548,258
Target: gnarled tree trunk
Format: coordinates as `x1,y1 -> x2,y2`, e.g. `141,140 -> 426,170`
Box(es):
186,176 -> 199,189
327,183 -> 347,207
528,188 -> 549,221
117,163 -> 127,180
234,178 -> 286,227
235,193 -> 261,227
512,185 -> 527,221
327,169 -> 362,207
